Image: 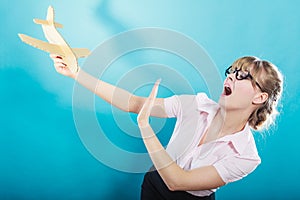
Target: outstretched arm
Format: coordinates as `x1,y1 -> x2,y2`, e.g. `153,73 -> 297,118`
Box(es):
137,80 -> 225,191
50,54 -> 167,117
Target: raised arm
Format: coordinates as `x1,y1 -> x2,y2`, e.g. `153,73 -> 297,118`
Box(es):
50,54 -> 167,117
137,80 -> 225,191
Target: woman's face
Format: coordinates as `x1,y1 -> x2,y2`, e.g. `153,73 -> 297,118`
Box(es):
218,67 -> 262,111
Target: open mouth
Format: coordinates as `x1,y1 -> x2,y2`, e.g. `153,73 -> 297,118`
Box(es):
224,86 -> 232,96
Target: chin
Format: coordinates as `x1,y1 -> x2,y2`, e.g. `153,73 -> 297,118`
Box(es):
218,95 -> 237,110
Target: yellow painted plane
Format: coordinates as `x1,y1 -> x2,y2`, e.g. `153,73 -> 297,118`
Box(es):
18,6 -> 90,73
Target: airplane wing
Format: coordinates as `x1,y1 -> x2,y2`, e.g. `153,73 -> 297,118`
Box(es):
72,48 -> 91,58
33,19 -> 63,28
18,33 -> 64,55
19,34 -> 91,58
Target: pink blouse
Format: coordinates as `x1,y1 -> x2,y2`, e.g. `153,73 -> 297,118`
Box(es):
164,93 -> 261,197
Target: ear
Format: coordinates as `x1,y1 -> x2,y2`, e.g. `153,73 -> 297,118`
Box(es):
253,92 -> 269,105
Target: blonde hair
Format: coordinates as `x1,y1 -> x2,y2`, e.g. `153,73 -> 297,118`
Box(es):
231,56 -> 283,130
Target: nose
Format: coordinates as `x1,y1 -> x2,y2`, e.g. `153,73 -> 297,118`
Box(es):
226,73 -> 234,82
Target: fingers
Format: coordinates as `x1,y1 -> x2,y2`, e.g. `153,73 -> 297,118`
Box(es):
50,54 -> 67,68
50,54 -> 63,59
143,79 -> 161,111
54,61 -> 67,70
141,79 -> 161,109
148,79 -> 161,101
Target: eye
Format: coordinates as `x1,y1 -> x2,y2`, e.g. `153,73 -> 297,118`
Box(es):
231,67 -> 237,73
237,70 -> 249,79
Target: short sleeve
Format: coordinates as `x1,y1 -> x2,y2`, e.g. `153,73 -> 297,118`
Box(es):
164,95 -> 198,118
164,95 -> 181,118
213,155 -> 261,184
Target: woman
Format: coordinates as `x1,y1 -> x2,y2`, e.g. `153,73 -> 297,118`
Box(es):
51,55 -> 283,199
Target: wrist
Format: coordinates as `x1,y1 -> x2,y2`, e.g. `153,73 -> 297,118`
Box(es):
71,66 -> 81,79
137,118 -> 150,128
139,124 -> 156,139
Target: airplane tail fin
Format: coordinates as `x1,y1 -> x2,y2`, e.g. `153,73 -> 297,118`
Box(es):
47,6 -> 54,21
33,6 -> 63,28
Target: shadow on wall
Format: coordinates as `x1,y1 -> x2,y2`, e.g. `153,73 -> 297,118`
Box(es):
95,0 -> 128,34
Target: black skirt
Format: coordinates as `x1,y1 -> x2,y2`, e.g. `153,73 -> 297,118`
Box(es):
141,170 -> 215,200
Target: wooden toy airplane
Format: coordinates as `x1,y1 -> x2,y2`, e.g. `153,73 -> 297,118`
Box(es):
18,6 -> 90,73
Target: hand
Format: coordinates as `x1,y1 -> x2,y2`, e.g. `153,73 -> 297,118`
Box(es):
137,79 -> 161,127
49,54 -> 79,79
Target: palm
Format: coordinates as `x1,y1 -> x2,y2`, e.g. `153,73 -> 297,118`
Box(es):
50,54 -> 77,78
57,65 -> 73,76
137,79 -> 161,127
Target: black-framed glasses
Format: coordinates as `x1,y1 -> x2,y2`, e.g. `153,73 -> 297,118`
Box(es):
225,66 -> 263,91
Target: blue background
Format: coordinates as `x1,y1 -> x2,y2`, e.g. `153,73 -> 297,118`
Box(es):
1,0 -> 299,199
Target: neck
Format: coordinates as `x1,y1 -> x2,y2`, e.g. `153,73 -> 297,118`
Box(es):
216,108 -> 250,136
